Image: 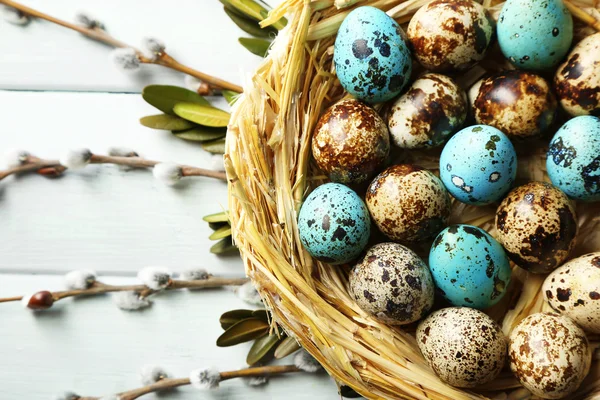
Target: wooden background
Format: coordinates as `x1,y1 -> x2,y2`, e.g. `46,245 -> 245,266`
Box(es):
0,1 -> 337,398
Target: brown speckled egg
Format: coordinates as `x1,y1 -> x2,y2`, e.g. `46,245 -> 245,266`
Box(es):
387,73 -> 468,149
416,307 -> 507,388
407,0 -> 495,72
509,313 -> 592,399
469,70 -> 557,139
555,33 -> 600,117
366,164 -> 450,243
312,99 -> 389,184
495,182 -> 577,274
349,243 -> 434,325
543,253 -> 600,334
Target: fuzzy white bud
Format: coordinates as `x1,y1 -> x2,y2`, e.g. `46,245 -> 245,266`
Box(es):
293,350 -> 322,373
141,37 -> 165,61
153,163 -> 182,186
210,154 -> 225,172
108,147 -> 139,158
179,268 -> 209,281
75,12 -> 104,29
53,391 -> 80,400
59,148 -> 92,170
111,48 -> 140,71
137,266 -> 171,290
2,6 -> 30,25
140,364 -> 169,385
184,75 -> 202,93
236,281 -> 263,305
113,291 -> 151,311
3,149 -> 29,168
64,270 -> 96,290
189,367 -> 221,390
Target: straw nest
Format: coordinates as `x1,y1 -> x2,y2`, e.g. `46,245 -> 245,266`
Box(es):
225,0 -> 600,398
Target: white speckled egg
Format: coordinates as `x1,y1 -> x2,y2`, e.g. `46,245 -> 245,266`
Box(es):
387,73 -> 468,149
366,164 -> 451,243
509,313 -> 592,399
555,32 -> 600,116
407,0 -> 495,71
417,307 -> 507,388
349,243 -> 434,325
543,252 -> 600,334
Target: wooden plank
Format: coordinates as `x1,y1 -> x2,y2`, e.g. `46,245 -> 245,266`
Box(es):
0,0 -> 272,92
0,90 -> 240,275
0,273 -> 336,399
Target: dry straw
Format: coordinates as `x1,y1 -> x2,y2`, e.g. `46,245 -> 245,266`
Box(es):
226,0 -> 600,398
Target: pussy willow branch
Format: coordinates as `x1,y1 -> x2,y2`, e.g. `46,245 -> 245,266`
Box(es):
0,153 -> 227,181
77,365 -> 301,400
0,276 -> 249,304
0,0 -> 243,93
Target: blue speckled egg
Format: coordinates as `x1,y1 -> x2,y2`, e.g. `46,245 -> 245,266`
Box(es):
547,116 -> 600,202
497,0 -> 573,70
440,125 -> 517,205
334,6 -> 412,103
298,183 -> 370,264
429,224 -> 512,309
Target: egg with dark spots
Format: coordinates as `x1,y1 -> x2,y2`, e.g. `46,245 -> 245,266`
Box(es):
417,307 -> 507,388
469,70 -> 557,139
555,33 -> 600,116
349,243 -> 434,325
366,164 -> 451,243
495,182 -> 578,274
439,125 -> 517,205
429,224 -> 511,309
312,99 -> 390,184
387,73 -> 468,149
547,116 -> 600,202
334,6 -> 412,103
407,0 -> 495,72
298,183 -> 370,265
509,313 -> 591,399
497,0 -> 573,71
543,252 -> 600,334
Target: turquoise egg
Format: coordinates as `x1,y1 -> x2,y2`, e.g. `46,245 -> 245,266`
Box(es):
298,183 -> 370,264
497,0 -> 573,70
440,125 -> 517,205
547,116 -> 600,202
334,6 -> 412,103
429,224 -> 512,309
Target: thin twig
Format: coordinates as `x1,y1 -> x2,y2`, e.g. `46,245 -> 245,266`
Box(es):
0,160 -> 60,180
0,276 -> 249,304
0,0 -> 243,92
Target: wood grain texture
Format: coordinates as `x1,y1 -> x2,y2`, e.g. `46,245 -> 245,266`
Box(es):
0,274 -> 336,399
0,0 -> 270,92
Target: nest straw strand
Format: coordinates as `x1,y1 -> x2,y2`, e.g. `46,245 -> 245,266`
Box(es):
226,0 -> 600,398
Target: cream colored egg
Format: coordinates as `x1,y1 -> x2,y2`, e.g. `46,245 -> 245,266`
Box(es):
417,307 -> 507,388
543,252 -> 600,334
555,32 -> 600,117
407,0 -> 495,71
509,313 -> 592,399
366,164 -> 450,243
387,73 -> 467,149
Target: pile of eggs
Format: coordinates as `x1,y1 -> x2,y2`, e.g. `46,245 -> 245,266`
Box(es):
298,0 -> 600,397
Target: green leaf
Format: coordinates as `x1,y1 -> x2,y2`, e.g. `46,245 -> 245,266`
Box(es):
203,211 -> 230,223
220,0 -> 287,30
209,225 -> 232,240
210,237 -> 238,255
142,85 -> 211,115
247,334 -> 282,365
201,138 -> 226,154
222,90 -> 241,106
220,309 -> 255,330
208,221 -> 228,231
139,114 -> 196,131
172,127 -> 226,142
239,37 -> 270,57
274,336 -> 301,359
173,103 -> 230,127
251,309 -> 269,323
216,318 -> 269,347
224,7 -> 275,38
